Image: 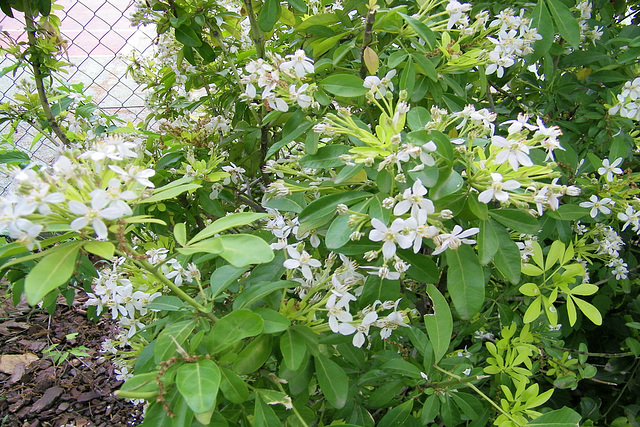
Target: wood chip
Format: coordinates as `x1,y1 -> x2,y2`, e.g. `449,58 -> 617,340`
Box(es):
0,353 -> 39,374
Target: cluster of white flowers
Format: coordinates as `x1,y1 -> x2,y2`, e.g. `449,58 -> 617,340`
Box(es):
161,259 -> 200,286
86,257 -> 161,338
575,1 -> 603,45
0,136 -> 154,246
241,50 -> 316,112
609,77 -> 640,121
483,7 -> 541,77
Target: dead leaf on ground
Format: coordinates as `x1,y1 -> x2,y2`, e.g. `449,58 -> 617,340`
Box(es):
0,352 -> 39,374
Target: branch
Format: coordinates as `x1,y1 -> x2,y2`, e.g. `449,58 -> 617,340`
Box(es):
243,0 -> 265,58
359,3 -> 377,79
23,0 -> 71,146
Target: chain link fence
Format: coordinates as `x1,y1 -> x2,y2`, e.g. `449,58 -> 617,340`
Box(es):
0,0 -> 155,192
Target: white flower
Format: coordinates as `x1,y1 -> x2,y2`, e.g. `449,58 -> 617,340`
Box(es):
222,162 -> 246,185
618,205 -> 640,232
109,165 -> 155,188
598,158 -> 623,182
393,179 -> 435,217
369,218 -> 414,259
280,49 -> 314,78
432,225 -> 479,255
478,173 -> 521,203
289,84 -> 312,108
68,194 -> 126,239
283,246 -> 321,280
263,89 -> 289,112
363,70 -> 396,98
580,195 -> 612,218
491,135 -> 533,171
446,0 -> 472,30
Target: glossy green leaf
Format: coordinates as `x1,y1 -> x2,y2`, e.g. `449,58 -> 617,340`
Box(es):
422,394 -> 440,424
299,191 -> 371,225
146,296 -> 185,311
397,250 -> 439,283
299,144 -> 351,169
526,407 -> 581,426
216,234 -> 274,267
379,358 -> 422,379
209,264 -> 250,300
119,371 -> 160,396
281,328 -> 307,370
233,335 -> 273,375
25,242 -> 82,305
141,183 -> 201,204
446,245 -> 485,320
545,0 -> 581,48
478,220 -> 499,265
189,212 -> 270,244
154,320 -> 195,363
398,13 -> 436,50
258,0 -> 280,32
84,241 -> 115,260
489,209 -> 539,234
206,309 -> 264,353
528,0 -> 554,62
493,224 -> 522,285
254,391 -> 282,427
378,399 -> 413,426
314,353 -> 349,409
175,25 -> 202,47
176,359 -> 221,414
424,284 -> 453,362
252,308 -> 291,334
233,280 -> 297,310
573,297 -> 602,325
0,150 -> 30,164
219,367 -> 249,404
174,223 -> 187,246
319,74 -> 368,97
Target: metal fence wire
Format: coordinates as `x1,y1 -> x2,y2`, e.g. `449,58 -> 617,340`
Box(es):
0,0 -> 155,192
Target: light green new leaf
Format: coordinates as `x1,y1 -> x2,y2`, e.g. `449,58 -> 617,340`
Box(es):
206,309 -> 263,353
319,74 -> 368,97
424,284 -> 452,363
176,237 -> 223,256
217,234 -> 274,267
573,297 -> 602,325
176,359 -> 221,414
174,223 -> 187,247
545,240 -> 565,271
446,245 -> 485,320
25,241 -> 83,305
145,296 -> 185,311
545,0 -> 581,48
189,212 -> 270,244
83,241 -> 115,260
314,353 -> 349,409
523,297 -> 542,324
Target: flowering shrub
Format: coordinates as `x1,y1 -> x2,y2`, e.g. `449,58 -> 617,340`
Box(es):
1,0 -> 640,425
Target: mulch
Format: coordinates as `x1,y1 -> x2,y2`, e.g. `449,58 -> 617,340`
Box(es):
0,291 -> 144,427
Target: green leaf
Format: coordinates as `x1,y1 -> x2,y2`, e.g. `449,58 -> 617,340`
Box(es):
209,264 -> 250,300
326,200 -> 368,250
319,74 -> 368,97
422,394 -> 440,424
0,150 -> 29,164
119,371 -> 160,396
219,367 -> 249,404
280,328 -> 307,370
254,391 -> 282,427
286,0 -> 307,13
25,242 -> 83,305
397,250 -> 439,283
378,399 -> 413,426
146,296 -> 185,311
545,240 -> 565,271
154,320 -> 195,363
206,309 -> 264,353
411,52 -> 438,81
189,212 -> 270,244
493,224 -> 522,285
83,241 -> 115,260
572,297 -> 602,326
176,237 -> 223,256
233,335 -> 273,375
175,25 -> 202,47
174,223 -> 187,246
379,358 -> 422,379
299,191 -> 371,225
252,308 -> 291,334
314,353 -> 348,409
430,170 -> 463,200
424,284 -> 452,363
446,245 -> 485,320
526,407 -> 581,426
176,359 -> 221,414
545,0 -> 581,48
299,144 -> 351,169
478,220 -> 499,265
489,209 -> 539,234
523,296 -> 542,323
233,280 -> 298,310
34,0 -> 51,16
141,183 -> 201,204
217,234 -> 274,267
528,0 -> 554,62
398,13 -> 436,50
258,0 -> 280,32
